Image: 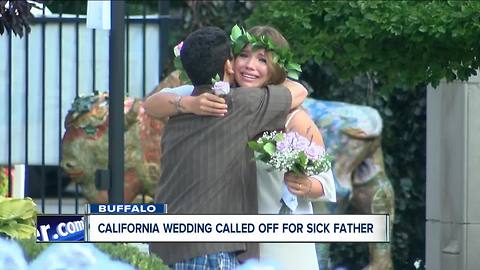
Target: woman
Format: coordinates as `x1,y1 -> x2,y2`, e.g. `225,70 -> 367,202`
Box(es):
145,26 -> 335,270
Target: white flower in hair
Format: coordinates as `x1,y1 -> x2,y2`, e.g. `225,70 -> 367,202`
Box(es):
173,41 -> 183,57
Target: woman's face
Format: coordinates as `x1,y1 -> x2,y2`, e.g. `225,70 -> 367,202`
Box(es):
233,45 -> 271,88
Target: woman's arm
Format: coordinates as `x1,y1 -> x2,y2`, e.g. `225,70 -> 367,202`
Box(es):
283,109 -> 336,202
144,90 -> 228,119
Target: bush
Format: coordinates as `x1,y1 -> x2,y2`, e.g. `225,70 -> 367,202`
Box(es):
17,239 -> 169,270
247,1 -> 480,91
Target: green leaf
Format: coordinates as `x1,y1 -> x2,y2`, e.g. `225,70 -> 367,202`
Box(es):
230,24 -> 242,41
287,62 -> 302,72
0,197 -> 37,221
290,166 -> 302,177
273,132 -> 284,142
263,142 -> 276,156
0,222 -> 36,239
247,141 -> 263,152
288,70 -> 300,80
298,151 -> 308,167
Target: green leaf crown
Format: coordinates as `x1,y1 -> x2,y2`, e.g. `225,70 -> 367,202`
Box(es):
230,25 -> 302,80
173,25 -> 302,82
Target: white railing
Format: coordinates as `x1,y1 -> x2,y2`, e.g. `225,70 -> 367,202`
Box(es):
0,14 -> 163,165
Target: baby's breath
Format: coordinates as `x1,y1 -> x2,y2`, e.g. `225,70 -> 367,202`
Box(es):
248,130 -> 333,176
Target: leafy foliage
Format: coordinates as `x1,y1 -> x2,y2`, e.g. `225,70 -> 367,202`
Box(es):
18,239 -> 169,270
96,243 -> 169,270
0,0 -> 43,37
247,1 -> 480,91
166,1 -> 255,73
0,197 -> 37,240
181,1 -> 254,35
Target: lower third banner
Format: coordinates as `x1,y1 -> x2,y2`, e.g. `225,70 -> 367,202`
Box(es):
86,214 -> 389,243
37,215 -> 85,242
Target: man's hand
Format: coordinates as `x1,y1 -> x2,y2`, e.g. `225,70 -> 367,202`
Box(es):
185,93 -> 228,117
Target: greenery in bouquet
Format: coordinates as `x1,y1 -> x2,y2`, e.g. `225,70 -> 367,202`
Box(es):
248,130 -> 332,176
0,197 -> 37,240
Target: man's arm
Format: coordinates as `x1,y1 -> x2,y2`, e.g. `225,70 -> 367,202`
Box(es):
143,86 -> 227,119
281,79 -> 308,109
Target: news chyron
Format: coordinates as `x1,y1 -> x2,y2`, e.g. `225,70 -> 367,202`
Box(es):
36,204 -> 167,242
36,215 -> 85,242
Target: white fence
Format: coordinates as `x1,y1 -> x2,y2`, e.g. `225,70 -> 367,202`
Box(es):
0,14 -> 164,165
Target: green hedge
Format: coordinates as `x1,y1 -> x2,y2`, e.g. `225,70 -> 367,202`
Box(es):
247,1 -> 480,91
18,239 -> 169,270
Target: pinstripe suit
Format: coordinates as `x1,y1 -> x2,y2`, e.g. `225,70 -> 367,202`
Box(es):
150,85 -> 291,265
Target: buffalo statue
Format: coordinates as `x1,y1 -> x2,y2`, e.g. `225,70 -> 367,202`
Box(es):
60,92 -> 164,203
303,99 -> 394,270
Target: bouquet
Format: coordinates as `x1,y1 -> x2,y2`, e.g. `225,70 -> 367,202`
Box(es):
248,130 -> 332,176
248,130 -> 333,214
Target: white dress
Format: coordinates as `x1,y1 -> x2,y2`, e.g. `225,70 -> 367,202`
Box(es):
256,160 -> 320,270
256,110 -> 336,270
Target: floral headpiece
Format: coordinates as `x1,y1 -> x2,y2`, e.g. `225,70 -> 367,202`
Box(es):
230,25 -> 302,80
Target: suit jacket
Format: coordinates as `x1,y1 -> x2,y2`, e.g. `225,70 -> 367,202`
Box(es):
150,84 -> 291,265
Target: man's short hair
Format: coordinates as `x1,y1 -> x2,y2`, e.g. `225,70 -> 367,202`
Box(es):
180,26 -> 232,86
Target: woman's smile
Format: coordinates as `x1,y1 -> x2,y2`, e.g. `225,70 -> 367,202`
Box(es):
234,45 -> 270,87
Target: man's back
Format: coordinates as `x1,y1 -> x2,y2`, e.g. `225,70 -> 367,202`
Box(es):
152,85 -> 291,264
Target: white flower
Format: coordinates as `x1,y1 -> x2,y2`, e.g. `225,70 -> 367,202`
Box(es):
414,259 -> 422,269
173,41 -> 183,57
212,81 -> 230,95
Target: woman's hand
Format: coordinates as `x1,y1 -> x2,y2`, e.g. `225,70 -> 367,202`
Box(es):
284,172 -> 324,198
185,93 -> 228,117
284,173 -> 313,197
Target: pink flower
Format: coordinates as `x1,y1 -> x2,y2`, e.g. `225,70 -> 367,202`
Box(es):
173,41 -> 184,57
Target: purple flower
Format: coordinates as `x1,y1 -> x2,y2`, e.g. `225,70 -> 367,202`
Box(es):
212,81 -> 230,95
276,140 -> 289,152
306,144 -> 324,159
293,136 -> 310,151
285,131 -> 297,142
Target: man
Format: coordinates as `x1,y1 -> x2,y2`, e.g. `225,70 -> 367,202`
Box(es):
149,26 -> 307,269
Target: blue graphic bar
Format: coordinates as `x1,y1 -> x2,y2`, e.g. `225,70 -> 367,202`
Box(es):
36,215 -> 85,242
86,204 -> 167,214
